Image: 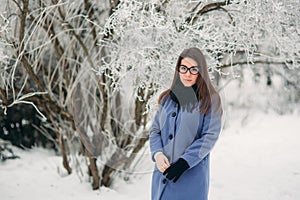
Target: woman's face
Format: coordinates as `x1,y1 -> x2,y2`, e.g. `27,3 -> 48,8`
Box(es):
179,57 -> 199,87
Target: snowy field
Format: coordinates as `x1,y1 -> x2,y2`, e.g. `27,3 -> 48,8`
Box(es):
1,112 -> 300,200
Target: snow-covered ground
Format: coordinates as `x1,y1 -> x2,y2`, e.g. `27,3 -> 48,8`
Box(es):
1,111 -> 300,200
210,112 -> 300,200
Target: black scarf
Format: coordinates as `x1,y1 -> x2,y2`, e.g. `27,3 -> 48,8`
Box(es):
170,81 -> 198,112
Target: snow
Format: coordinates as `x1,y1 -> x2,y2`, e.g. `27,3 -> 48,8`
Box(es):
1,112 -> 300,200
210,112 -> 300,200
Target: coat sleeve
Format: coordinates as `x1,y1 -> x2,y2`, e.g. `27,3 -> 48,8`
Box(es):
149,107 -> 163,162
180,101 -> 222,168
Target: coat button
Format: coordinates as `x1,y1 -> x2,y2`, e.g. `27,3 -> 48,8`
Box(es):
162,178 -> 167,184
168,134 -> 173,140
171,112 -> 176,117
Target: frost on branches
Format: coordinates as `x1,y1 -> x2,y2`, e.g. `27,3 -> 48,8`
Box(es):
0,0 -> 299,190
101,0 -> 299,115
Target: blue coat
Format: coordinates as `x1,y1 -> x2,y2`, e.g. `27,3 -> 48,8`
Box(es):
149,95 -> 222,200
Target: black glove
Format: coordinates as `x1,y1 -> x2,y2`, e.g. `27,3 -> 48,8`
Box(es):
163,158 -> 189,183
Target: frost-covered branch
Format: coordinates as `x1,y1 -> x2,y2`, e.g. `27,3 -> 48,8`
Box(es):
218,60 -> 288,69
188,1 -> 232,25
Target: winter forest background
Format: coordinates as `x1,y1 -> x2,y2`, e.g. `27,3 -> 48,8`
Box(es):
0,0 -> 299,199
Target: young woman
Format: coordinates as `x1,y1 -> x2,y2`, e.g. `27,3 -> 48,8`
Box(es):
149,47 -> 223,200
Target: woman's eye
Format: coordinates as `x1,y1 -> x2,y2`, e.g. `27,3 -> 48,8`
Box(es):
190,67 -> 198,73
181,66 -> 187,71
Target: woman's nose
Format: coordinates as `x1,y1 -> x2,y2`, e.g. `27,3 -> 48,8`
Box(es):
185,71 -> 192,76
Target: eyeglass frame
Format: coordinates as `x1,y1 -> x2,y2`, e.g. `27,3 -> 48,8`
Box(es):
177,64 -> 201,75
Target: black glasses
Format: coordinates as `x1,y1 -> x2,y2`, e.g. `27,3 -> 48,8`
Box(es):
178,65 -> 200,75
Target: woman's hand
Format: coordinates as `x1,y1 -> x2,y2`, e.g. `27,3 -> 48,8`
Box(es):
154,152 -> 170,173
163,158 -> 189,183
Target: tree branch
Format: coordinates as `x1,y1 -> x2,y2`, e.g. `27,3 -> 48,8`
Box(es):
217,60 -> 287,69
218,60 -> 300,91
187,1 -> 232,25
19,51 -> 45,92
103,0 -> 121,39
83,0 -> 97,45
19,0 -> 29,52
27,9 -> 71,87
0,86 -> 73,122
11,0 -> 22,13
55,7 -> 95,68
0,89 -> 8,106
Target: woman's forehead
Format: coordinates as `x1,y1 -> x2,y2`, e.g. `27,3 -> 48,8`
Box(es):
181,57 -> 198,66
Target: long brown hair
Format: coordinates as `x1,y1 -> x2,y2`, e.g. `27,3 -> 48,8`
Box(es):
158,47 -> 222,115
